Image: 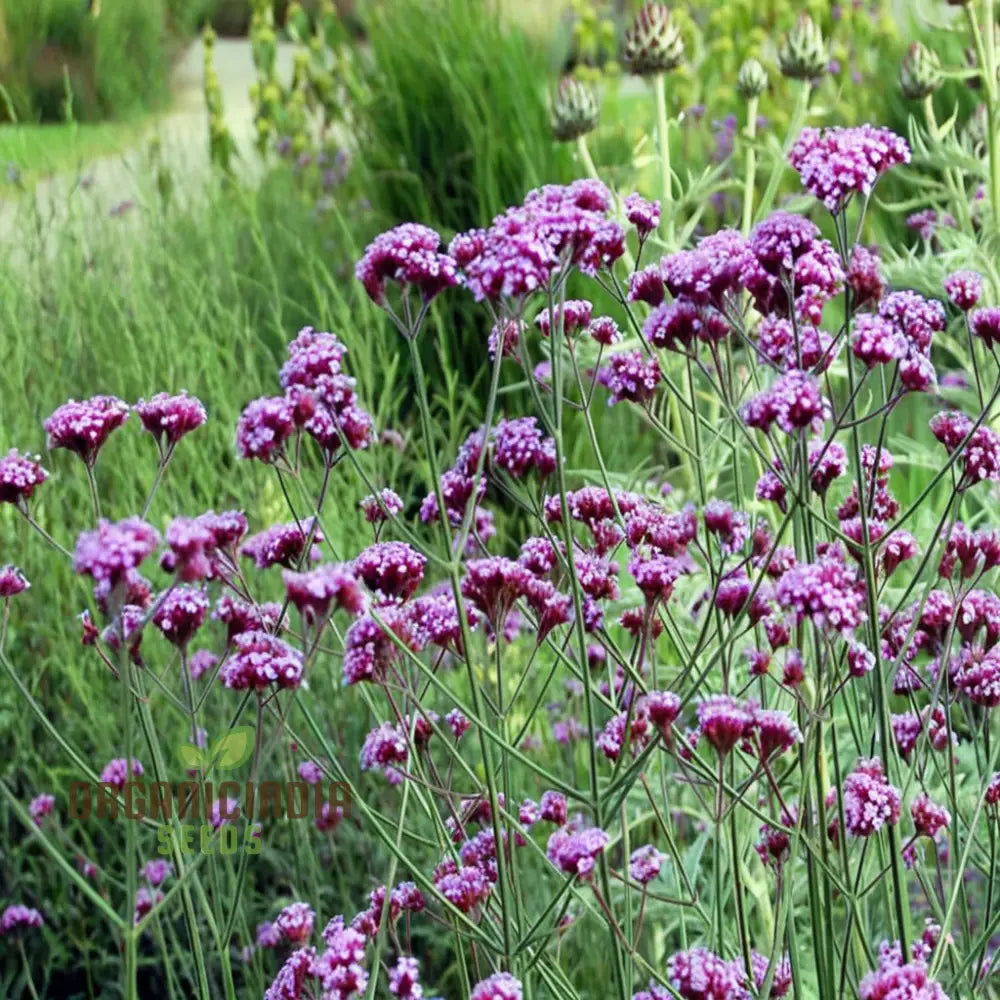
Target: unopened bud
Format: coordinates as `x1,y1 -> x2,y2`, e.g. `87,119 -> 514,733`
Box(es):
737,58 -> 768,100
623,3 -> 684,77
900,42 -> 942,100
551,76 -> 600,142
778,14 -> 827,81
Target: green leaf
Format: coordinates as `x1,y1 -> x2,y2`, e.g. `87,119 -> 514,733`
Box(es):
208,726 -> 256,771
177,743 -> 205,770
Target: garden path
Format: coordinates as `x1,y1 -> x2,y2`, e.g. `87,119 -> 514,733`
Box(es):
0,38 -> 296,251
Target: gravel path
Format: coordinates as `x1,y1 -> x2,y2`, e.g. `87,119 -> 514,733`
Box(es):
0,38 -> 296,249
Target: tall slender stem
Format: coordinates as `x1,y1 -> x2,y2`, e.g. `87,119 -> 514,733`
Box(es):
654,72 -> 674,246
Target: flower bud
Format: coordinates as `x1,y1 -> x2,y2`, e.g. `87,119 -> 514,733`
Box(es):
737,58 -> 768,100
778,14 -> 827,81
623,3 -> 684,77
551,76 -> 600,142
900,42 -> 942,100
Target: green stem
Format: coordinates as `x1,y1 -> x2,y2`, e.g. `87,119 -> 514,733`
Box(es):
654,71 -> 674,245
740,95 -> 759,237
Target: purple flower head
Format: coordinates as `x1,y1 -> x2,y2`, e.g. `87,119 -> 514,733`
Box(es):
74,518 -> 160,588
743,370 -> 825,435
0,449 -> 48,506
601,350 -> 662,405
750,952 -> 792,998
629,552 -> 684,605
661,229 -> 747,307
0,905 -> 44,936
667,947 -> 750,1000
219,631 -> 304,690
851,314 -> 907,367
241,519 -> 322,569
236,396 -> 295,462
970,306 -> 1000,347
434,864 -> 492,913
44,395 -> 130,466
534,299 -> 593,336
493,416 -> 556,478
843,757 -> 901,836
470,973 -> 523,1000
546,825 -> 609,879
280,328 -> 348,391
846,244 -> 886,308
789,125 -> 910,212
356,223 -> 458,306
879,291 -> 946,355
624,192 -> 661,239
945,270 -> 983,311
354,541 -> 426,602
100,757 -> 144,790
645,299 -> 701,352
911,792 -> 950,839
628,264 -> 665,306
135,392 -> 206,448
276,902 -> 315,944
587,315 -> 622,346
697,694 -> 752,755
284,563 -> 366,620
775,545 -> 865,634
954,647 -> 1000,706
29,793 -> 54,825
0,565 -> 29,597
212,595 -> 281,641
389,956 -> 422,1000
139,859 -> 172,887
360,488 -> 404,523
152,586 -> 209,647
858,946 -> 948,1000
360,721 -> 409,779
629,844 -> 666,884
461,556 -> 532,626
488,318 -> 523,359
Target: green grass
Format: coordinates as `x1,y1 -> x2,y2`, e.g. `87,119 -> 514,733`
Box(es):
0,119 -> 157,183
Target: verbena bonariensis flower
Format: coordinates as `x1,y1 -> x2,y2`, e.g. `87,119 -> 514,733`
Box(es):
846,244 -> 886,308
970,306 -> 1000,348
625,192 -> 660,240
356,223 -> 458,307
534,300 -> 593,336
851,314 -> 907,368
666,947 -> 750,1000
353,541 -> 426,602
276,902 -> 315,944
360,721 -> 410,781
697,695 -> 753,755
945,270 -> 983,311
775,544 -> 865,634
389,956 -> 422,1000
493,417 -> 557,478
750,951 -> 792,998
858,944 -> 949,1000
360,488 -> 404,523
283,563 -> 366,621
742,369 -> 825,435
470,973 -> 523,1000
953,647 -> 1000,706
74,518 -> 160,588
546,825 -> 609,878
843,757 -> 901,837
212,595 -> 281,641
99,757 -> 144,789
449,180 -> 623,301
279,327 -> 348,391
134,391 -> 206,449
235,396 -> 295,462
218,631 -> 303,690
44,394 -> 130,466
151,586 -> 209,647
911,793 -> 950,839
0,905 -> 44,935
241,519 -> 322,569
629,844 -> 666,884
788,125 -> 910,213
264,948 -> 316,1000
600,350 -> 662,405
0,565 -> 29,597
139,859 -> 172,887
29,793 -> 54,825
878,290 -> 945,356
0,448 -> 48,505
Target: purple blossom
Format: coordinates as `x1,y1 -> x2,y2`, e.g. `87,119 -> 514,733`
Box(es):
134,392 -> 207,448
29,793 -> 54,825
629,844 -> 666,884
0,905 -> 44,935
235,396 -> 295,462
546,825 -> 609,878
470,973 -> 523,1000
858,945 -> 948,1000
775,545 -> 865,633
666,948 -> 750,1000
624,192 -> 660,239
534,299 -> 593,336
74,518 -> 160,587
44,395 -> 130,465
843,757 -> 901,836
601,350 -> 662,405
970,307 -> 1000,347
218,631 -> 304,690
945,270 -> 983,311
493,416 -> 557,478
283,563 -> 366,620
789,125 -> 910,212
360,488 -> 404,523
354,542 -> 426,602
356,223 -> 458,306
697,694 -> 752,755
911,793 -> 950,838
151,586 -> 209,647
0,449 -> 48,505
241,519 -> 322,569
276,902 -> 315,944
99,757 -> 144,790
0,565 -> 29,597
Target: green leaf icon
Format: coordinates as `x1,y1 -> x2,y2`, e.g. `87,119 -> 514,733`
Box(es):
177,743 -> 205,770
207,726 -> 256,771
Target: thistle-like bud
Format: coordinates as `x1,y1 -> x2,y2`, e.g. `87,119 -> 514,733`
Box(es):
623,3 -> 684,77
737,58 -> 768,100
778,14 -> 827,81
551,76 -> 600,142
900,43 -> 942,100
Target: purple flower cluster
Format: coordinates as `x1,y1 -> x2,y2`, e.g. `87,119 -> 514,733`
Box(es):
44,394 -> 130,466
842,757 -> 901,837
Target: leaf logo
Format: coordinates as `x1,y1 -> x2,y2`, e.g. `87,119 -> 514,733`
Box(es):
177,726 -> 255,773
